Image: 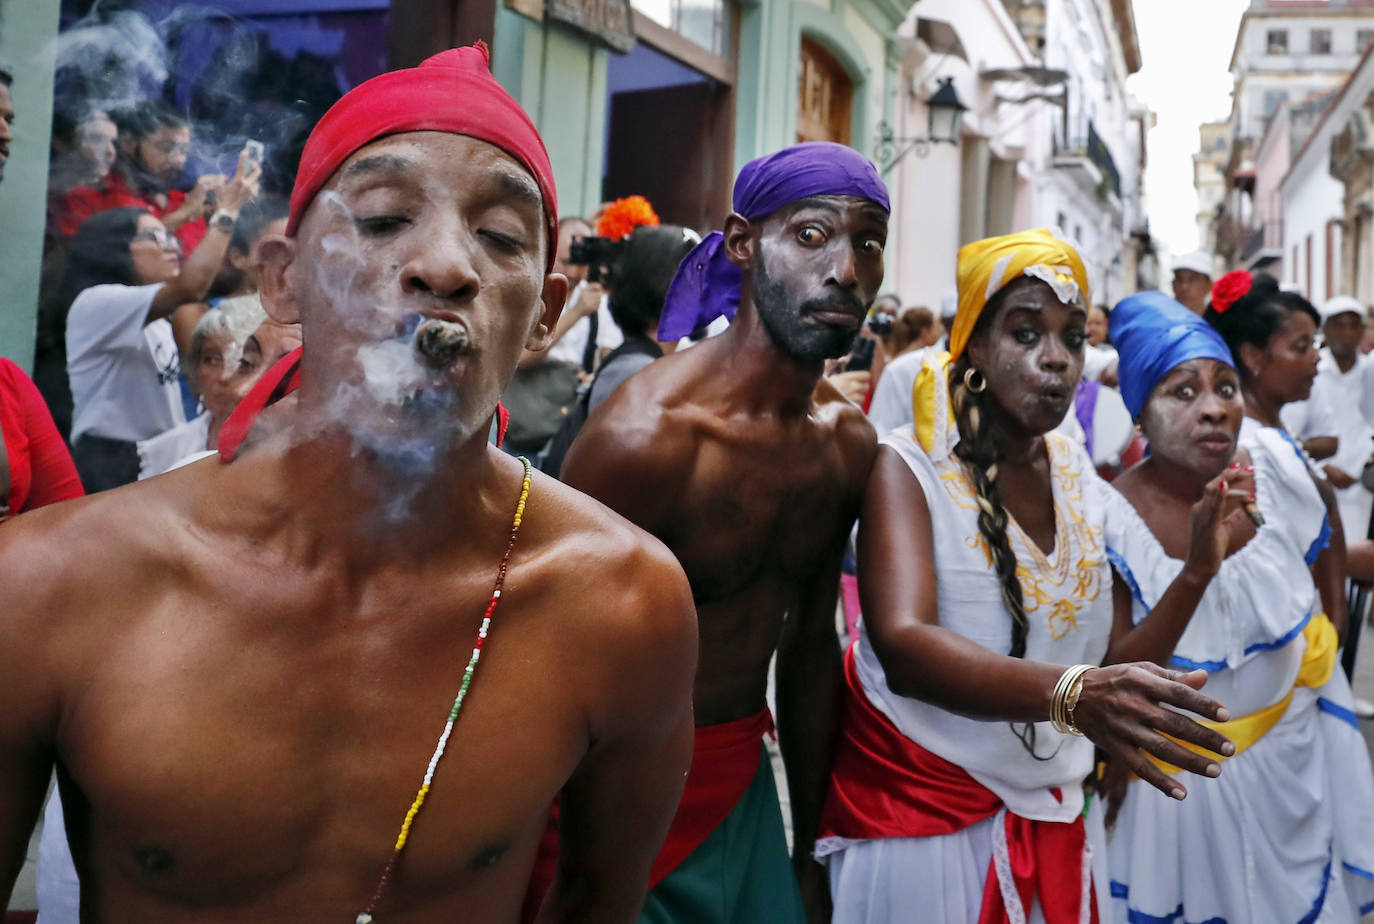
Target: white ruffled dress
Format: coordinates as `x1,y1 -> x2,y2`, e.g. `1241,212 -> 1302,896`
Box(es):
1100,420 -> 1374,923
817,425 -> 1114,923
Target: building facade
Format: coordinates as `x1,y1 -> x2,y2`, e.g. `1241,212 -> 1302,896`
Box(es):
1302,40 -> 1374,303
1195,120 -> 1230,255
884,0 -> 1148,312
1020,0 -> 1146,308
489,0 -> 913,230
0,0 -> 920,366
1212,0 -> 1374,270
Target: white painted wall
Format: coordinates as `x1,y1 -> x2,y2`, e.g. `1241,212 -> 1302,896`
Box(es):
1281,159 -> 1342,300
886,0 -> 1034,309
1032,0 -> 1135,306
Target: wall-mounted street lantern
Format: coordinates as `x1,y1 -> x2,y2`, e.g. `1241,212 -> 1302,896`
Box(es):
874,76 -> 968,174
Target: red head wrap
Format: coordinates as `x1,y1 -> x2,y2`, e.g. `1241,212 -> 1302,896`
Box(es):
286,42 -> 558,270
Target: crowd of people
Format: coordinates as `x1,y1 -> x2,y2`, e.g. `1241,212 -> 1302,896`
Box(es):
3,42 -> 1374,924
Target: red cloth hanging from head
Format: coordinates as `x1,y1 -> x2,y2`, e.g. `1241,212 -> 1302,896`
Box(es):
820,644 -> 1097,924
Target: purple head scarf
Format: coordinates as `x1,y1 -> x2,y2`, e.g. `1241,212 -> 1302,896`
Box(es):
658,142 -> 890,341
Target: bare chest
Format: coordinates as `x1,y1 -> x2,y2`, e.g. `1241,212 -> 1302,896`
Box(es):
58,576 -> 583,917
662,433 -> 856,601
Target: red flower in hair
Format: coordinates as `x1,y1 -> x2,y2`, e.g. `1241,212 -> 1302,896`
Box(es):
596,195 -> 660,241
1211,270 -> 1253,314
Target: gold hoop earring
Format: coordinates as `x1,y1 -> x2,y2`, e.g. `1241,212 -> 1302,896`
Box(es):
964,367 -> 987,394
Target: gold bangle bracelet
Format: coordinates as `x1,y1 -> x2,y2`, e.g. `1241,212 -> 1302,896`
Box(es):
1050,664 -> 1094,736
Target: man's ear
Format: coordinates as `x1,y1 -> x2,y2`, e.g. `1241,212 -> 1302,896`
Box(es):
722,213 -> 757,271
527,272 -> 569,352
256,235 -> 302,325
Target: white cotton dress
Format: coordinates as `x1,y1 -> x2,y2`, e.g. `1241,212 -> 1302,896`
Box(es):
817,426 -> 1114,924
1100,420 -> 1374,924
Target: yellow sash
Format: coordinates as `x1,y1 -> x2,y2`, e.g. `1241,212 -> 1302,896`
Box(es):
1145,613 -> 1337,775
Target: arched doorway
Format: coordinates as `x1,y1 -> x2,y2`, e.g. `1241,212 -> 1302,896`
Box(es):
797,37 -> 852,145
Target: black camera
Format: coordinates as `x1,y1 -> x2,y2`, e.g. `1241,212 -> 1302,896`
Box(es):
568,236 -> 625,283
866,310 -> 896,337
845,337 -> 877,372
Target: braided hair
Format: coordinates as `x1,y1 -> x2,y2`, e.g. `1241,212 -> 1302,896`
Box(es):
949,285 -> 1055,759
948,351 -> 1031,660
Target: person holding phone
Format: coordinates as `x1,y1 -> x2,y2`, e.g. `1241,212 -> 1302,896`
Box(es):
62,148 -> 260,491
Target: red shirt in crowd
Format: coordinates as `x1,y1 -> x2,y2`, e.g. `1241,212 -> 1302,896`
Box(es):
54,170 -> 207,251
0,358 -> 85,514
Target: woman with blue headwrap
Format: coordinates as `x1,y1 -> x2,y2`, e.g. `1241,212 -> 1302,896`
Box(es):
1098,290 -> 1374,922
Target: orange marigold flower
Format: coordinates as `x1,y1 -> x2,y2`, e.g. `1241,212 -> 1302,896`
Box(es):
597,195 -> 660,240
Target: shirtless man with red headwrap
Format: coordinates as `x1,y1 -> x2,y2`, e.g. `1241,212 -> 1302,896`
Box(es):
0,46 -> 696,923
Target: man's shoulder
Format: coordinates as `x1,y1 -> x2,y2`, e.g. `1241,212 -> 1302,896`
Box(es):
1,475 -> 187,572
522,468 -> 694,637
0,484 -> 177,646
569,355 -> 700,466
527,468 -> 684,580
813,376 -> 879,468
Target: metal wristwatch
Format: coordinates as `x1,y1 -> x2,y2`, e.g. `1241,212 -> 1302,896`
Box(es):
209,209 -> 237,234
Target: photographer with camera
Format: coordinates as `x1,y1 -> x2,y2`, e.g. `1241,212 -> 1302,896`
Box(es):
827,295 -> 900,409
503,216 -> 622,455
540,224 -> 697,476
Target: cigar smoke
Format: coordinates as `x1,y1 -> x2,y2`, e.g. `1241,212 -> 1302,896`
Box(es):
49,6 -> 335,186
279,192 -> 495,523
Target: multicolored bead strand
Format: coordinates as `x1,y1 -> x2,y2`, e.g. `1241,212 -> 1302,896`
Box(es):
356,456 -> 533,924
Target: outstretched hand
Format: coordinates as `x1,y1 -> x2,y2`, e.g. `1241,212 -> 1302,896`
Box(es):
1072,663 -> 1233,800
1183,463 -> 1256,578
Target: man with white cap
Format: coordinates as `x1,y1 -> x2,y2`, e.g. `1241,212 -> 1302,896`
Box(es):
1171,251 -> 1216,315
1315,296 -> 1374,540
1313,295 -> 1374,716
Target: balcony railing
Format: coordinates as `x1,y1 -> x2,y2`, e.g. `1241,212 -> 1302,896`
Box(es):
1052,121 -> 1122,199
1241,219 -> 1284,264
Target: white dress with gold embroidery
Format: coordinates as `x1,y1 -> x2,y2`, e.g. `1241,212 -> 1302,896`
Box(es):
818,426 -> 1113,923
1100,422 -> 1374,924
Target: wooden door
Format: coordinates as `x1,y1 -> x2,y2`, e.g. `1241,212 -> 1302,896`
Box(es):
797,38 -> 852,145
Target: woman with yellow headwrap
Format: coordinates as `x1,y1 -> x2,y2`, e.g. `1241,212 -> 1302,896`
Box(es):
816,231 -> 1246,923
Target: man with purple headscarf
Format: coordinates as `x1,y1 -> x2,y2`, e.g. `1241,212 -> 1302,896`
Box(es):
560,142 -> 889,922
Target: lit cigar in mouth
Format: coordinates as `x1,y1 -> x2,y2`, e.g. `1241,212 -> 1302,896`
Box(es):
413,318 -> 470,367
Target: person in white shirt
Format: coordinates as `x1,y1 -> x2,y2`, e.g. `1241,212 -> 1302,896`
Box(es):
1171,250 -> 1216,316
62,153 -> 259,492
1310,297 -> 1374,536
1082,303 -> 1119,385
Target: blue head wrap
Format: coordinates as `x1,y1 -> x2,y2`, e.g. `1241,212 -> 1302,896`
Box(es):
1111,290 -> 1234,419
657,142 -> 890,340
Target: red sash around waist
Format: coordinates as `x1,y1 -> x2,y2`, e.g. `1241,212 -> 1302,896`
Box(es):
820,644 -> 1097,924
523,708 -> 773,921
217,346 -> 511,461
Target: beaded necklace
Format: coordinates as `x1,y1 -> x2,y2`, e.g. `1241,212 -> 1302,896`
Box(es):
356,456 -> 532,924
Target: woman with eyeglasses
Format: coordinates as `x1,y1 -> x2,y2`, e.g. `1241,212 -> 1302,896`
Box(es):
61,151 -> 259,492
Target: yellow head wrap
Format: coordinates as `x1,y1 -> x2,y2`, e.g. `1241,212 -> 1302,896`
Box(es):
912,230 -> 1089,458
